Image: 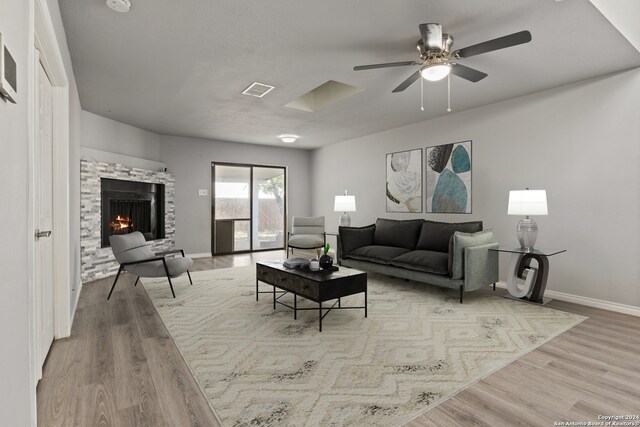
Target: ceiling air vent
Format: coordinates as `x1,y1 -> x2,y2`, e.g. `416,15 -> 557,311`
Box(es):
242,82 -> 275,98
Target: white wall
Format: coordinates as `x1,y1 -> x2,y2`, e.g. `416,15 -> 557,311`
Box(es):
44,0 -> 82,315
312,69 -> 640,309
80,109 -> 161,161
0,0 -> 36,425
159,136 -> 312,254
80,147 -> 166,171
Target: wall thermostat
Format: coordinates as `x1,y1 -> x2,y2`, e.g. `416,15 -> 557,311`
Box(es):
0,33 -> 17,104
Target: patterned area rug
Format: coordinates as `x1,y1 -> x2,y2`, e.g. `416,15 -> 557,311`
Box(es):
143,265 -> 585,427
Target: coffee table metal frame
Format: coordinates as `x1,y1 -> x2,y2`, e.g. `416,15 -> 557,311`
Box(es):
256,261 -> 367,332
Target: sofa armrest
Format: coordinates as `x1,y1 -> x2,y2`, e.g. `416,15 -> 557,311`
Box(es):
463,242 -> 499,291
337,224 -> 376,263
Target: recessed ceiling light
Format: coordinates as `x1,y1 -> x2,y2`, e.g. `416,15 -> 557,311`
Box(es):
242,82 -> 275,98
106,0 -> 131,12
279,134 -> 298,144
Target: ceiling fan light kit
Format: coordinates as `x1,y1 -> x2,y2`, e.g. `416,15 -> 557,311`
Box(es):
420,63 -> 451,82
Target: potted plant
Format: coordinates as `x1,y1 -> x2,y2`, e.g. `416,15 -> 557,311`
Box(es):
319,243 -> 333,269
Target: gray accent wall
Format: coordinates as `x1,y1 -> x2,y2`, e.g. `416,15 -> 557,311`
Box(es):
159,136 -> 312,254
311,69 -> 640,309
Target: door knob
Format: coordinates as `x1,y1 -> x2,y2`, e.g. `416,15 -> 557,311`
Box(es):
35,229 -> 52,238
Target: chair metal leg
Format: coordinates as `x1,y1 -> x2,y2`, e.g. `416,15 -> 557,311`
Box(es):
179,249 -> 193,285
162,259 -> 176,298
134,276 -> 140,287
107,265 -> 124,300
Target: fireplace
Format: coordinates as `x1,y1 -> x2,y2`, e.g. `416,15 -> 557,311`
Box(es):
101,178 -> 165,247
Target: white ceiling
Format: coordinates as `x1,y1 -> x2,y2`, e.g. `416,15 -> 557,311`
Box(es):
59,0 -> 640,149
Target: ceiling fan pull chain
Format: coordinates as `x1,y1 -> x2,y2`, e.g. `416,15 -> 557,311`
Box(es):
447,73 -> 452,112
420,76 -> 424,111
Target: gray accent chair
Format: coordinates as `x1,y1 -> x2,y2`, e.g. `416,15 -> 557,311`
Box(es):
287,216 -> 326,256
107,231 -> 193,299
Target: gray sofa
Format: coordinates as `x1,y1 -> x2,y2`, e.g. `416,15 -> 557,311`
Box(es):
337,218 -> 498,303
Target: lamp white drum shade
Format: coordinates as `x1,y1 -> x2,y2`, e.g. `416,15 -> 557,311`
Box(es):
334,195 -> 356,212
508,190 -> 548,216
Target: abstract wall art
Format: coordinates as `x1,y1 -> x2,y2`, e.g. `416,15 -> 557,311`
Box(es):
426,140 -> 472,213
386,149 -> 422,213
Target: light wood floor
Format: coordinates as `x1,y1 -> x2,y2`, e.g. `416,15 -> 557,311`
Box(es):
37,250 -> 640,426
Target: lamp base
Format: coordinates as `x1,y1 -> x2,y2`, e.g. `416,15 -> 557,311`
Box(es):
339,212 -> 351,227
517,218 -> 538,251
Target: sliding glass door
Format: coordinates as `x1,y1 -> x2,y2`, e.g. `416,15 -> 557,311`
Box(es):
212,163 -> 286,254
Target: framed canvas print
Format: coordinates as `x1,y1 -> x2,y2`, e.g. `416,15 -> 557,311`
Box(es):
386,148 -> 422,213
426,140 -> 472,213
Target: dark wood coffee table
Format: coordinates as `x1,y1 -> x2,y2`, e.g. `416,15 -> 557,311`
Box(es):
256,261 -> 367,332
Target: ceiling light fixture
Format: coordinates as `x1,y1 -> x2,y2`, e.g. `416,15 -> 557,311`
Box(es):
279,134 -> 298,144
420,63 -> 451,82
106,0 -> 131,12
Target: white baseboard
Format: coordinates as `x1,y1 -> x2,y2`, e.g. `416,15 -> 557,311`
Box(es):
495,281 -> 640,317
187,252 -> 212,259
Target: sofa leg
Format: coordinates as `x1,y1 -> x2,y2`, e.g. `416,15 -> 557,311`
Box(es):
459,285 -> 463,304
493,282 -> 496,291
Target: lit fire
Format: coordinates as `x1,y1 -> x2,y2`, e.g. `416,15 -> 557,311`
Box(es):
110,215 -> 134,234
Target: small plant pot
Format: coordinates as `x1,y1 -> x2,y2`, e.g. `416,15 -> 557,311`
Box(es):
319,254 -> 333,269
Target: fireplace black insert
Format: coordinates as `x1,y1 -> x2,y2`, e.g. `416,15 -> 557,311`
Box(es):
101,178 -> 165,247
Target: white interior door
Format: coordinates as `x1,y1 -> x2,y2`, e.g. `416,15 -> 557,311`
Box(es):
35,59 -> 55,377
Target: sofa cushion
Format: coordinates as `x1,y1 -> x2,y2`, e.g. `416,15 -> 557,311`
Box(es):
344,245 -> 410,265
373,218 -> 423,250
339,224 -> 375,255
416,220 -> 483,252
389,250 -> 449,275
449,230 -> 495,279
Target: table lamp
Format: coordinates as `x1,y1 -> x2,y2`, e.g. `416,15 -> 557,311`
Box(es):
334,190 -> 356,227
507,189 -> 548,251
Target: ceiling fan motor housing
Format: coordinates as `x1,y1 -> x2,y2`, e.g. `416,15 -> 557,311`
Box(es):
417,34 -> 454,60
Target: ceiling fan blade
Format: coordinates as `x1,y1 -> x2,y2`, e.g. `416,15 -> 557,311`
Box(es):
419,23 -> 443,52
392,70 -> 421,93
354,61 -> 419,71
456,30 -> 532,59
450,63 -> 487,82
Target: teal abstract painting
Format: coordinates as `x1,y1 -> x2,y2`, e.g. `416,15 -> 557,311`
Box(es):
426,140 -> 472,213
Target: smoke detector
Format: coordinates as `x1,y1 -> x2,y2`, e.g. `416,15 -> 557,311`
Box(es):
106,0 -> 131,12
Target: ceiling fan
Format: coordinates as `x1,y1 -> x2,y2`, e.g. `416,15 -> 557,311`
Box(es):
354,23 -> 532,93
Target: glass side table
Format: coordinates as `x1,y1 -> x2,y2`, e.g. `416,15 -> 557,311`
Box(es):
489,247 -> 566,304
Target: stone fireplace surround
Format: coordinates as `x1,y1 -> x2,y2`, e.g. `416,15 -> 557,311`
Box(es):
80,159 -> 175,283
